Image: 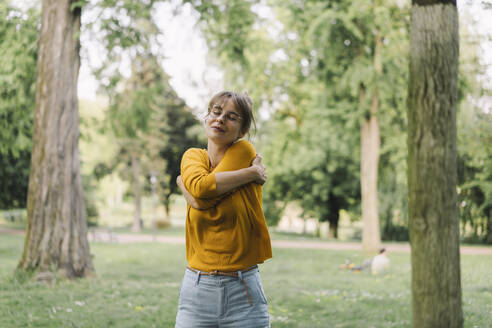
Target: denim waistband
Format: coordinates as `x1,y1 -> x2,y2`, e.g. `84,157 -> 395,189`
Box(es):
183,266 -> 258,305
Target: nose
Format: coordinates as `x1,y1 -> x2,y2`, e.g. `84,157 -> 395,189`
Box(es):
215,112 -> 226,123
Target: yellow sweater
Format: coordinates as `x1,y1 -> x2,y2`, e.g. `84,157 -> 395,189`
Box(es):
180,140 -> 272,271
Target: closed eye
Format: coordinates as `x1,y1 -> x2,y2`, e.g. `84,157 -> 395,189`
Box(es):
226,114 -> 239,121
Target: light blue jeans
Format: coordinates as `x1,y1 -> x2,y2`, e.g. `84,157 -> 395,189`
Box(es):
175,267 -> 270,328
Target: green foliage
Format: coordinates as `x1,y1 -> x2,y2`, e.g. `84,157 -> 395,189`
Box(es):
70,0 -> 88,12
183,0 -> 280,110
252,0 -> 410,235
152,95 -> 206,208
455,14 -> 492,244
185,0 -> 413,236
86,2 -> 205,212
184,0 -> 257,69
97,54 -> 203,212
458,103 -> 492,243
261,93 -> 361,228
85,0 -> 161,96
82,174 -> 100,227
0,4 -> 39,208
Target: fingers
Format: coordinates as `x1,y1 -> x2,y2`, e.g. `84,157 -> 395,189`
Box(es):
252,154 -> 262,165
251,154 -> 267,185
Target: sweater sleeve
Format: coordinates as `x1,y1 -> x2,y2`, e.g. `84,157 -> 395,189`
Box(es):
181,148 -> 217,199
212,140 -> 256,173
180,140 -> 257,201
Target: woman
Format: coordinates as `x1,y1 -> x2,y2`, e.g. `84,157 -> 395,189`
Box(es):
175,91 -> 272,328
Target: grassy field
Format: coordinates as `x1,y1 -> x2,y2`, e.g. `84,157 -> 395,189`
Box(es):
1,233 -> 491,328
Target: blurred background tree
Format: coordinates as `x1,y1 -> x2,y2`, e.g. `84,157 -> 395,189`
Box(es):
84,0 -> 204,231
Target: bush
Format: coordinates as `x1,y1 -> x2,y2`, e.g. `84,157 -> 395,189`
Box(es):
156,219 -> 171,229
382,225 -> 409,242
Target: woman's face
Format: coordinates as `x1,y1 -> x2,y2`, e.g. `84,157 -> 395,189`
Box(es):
205,99 -> 245,145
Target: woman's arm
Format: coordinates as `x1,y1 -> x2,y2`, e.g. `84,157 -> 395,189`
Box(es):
180,140 -> 266,200
215,154 -> 266,195
177,155 -> 266,210
177,176 -> 206,210
177,175 -> 233,210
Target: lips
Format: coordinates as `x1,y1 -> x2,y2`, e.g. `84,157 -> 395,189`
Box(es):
212,126 -> 225,132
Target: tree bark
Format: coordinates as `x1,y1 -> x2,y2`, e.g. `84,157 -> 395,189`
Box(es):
361,31 -> 382,254
18,0 -> 94,278
408,2 -> 463,327
131,153 -> 142,232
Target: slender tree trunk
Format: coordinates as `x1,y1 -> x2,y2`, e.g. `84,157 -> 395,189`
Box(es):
485,209 -> 492,244
361,31 -> 382,253
408,2 -> 462,327
328,220 -> 338,239
327,196 -> 340,238
18,0 -> 94,278
151,173 -> 157,231
164,197 -> 171,220
131,153 -> 142,232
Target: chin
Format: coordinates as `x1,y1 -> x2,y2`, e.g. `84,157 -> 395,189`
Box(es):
208,135 -> 235,145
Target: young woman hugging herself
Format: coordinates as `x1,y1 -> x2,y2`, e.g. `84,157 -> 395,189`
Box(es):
175,90 -> 272,328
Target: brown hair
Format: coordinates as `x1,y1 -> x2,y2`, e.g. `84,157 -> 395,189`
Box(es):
207,90 -> 256,137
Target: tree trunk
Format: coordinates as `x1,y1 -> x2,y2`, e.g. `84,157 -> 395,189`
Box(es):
327,196 -> 340,239
328,220 -> 338,239
131,153 -> 142,232
18,0 -> 94,278
164,197 -> 171,220
407,2 -> 463,327
485,209 -> 492,244
360,31 -> 382,254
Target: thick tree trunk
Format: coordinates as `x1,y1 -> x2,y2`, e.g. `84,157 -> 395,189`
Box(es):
18,0 -> 94,278
408,2 -> 463,328
361,31 -> 382,254
131,153 -> 142,232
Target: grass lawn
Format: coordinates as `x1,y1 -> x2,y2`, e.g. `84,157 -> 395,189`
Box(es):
0,234 -> 491,328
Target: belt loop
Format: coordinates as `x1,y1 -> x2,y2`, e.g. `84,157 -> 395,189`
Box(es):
195,271 -> 201,286
237,270 -> 243,281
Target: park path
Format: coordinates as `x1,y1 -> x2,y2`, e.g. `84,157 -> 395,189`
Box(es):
2,228 -> 492,255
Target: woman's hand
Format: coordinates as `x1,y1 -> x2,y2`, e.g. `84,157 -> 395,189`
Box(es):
251,154 -> 267,185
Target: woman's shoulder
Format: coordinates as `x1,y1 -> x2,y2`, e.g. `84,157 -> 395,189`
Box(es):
211,140 -> 256,171
229,139 -> 256,157
182,147 -> 208,163
183,147 -> 207,155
